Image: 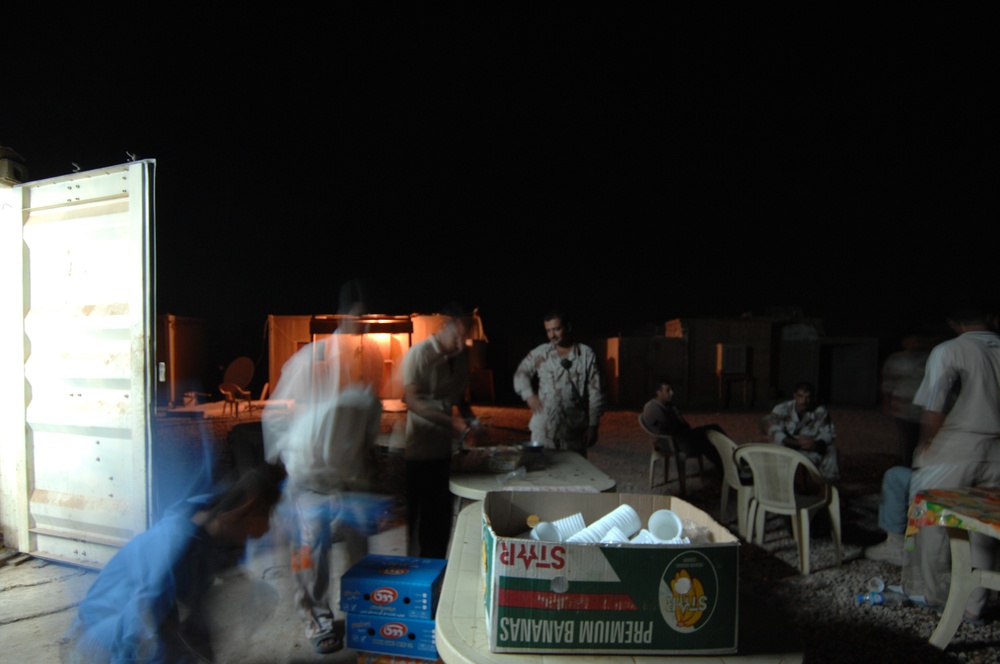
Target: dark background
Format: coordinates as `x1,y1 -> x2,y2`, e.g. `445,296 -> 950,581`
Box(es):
4,11 -> 995,398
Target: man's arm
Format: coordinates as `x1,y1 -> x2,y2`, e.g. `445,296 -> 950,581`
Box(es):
403,383 -> 467,435
585,357 -> 606,427
583,349 -> 605,447
767,406 -> 791,445
402,346 -> 465,435
915,409 -> 945,462
911,344 -> 952,463
513,348 -> 543,412
640,401 -> 660,433
812,407 -> 835,444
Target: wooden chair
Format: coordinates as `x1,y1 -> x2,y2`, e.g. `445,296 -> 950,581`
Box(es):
637,415 -> 704,496
705,430 -> 753,540
219,382 -> 252,417
733,443 -> 842,574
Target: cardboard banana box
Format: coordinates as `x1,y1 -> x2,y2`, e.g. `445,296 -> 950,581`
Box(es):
481,491 -> 739,655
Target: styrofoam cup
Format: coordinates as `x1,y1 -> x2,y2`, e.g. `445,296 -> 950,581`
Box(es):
532,521 -> 561,542
567,504 -> 641,543
648,509 -> 684,543
867,577 -> 886,593
551,512 -> 586,540
600,526 -> 629,543
603,504 -> 642,537
566,523 -> 603,543
530,512 -> 586,542
629,529 -> 657,544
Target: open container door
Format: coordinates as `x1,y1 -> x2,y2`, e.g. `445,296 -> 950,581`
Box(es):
4,160 -> 156,569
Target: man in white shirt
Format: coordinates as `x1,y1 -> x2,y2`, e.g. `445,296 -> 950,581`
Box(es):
901,298 -> 1000,623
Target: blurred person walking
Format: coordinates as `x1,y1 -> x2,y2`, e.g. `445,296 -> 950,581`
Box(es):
881,327 -> 933,466
262,279 -> 385,655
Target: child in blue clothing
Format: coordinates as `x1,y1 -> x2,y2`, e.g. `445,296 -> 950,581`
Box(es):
63,466 -> 283,663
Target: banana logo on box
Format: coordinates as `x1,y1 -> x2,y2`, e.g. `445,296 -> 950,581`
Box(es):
669,570 -> 706,628
658,551 -> 719,633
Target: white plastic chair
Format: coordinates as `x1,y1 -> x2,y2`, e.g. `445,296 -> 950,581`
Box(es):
638,414 -> 704,496
705,430 -> 753,540
638,414 -> 672,488
733,443 -> 842,575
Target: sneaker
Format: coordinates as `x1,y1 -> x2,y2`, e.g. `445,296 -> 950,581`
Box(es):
864,533 -> 904,566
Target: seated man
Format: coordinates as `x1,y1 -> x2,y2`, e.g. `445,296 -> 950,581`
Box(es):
768,381 -> 840,482
641,378 -> 724,477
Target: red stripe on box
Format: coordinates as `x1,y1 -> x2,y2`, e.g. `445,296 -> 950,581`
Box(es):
498,589 -> 638,611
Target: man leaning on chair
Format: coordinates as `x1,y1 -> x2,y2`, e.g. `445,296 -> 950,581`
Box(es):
641,378 -> 725,481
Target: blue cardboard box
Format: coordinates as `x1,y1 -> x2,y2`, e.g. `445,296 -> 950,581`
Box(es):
341,554 -> 447,620
355,654 -> 442,663
346,613 -> 438,660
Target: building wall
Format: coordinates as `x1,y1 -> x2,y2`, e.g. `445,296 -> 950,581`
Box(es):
596,336 -> 689,409
155,315 -> 209,409
597,317 -> 879,411
265,313 -> 494,404
667,317 -> 783,410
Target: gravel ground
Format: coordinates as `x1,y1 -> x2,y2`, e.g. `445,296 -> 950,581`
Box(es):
581,407 -> 1000,664
153,403 -> 1000,663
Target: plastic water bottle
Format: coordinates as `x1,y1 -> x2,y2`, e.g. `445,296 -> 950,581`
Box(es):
497,466 -> 527,487
882,589 -> 910,606
856,592 -> 886,606
856,591 -> 908,607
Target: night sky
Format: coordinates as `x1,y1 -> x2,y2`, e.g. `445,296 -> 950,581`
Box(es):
4,13 -> 996,377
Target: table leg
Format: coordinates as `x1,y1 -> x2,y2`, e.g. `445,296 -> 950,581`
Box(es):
930,528 -> 978,649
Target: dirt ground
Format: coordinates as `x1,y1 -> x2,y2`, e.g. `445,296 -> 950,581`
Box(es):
3,402 -> 918,664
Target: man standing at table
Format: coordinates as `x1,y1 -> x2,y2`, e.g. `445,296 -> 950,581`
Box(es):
513,309 -> 606,456
403,303 -> 483,559
901,297 -> 1000,623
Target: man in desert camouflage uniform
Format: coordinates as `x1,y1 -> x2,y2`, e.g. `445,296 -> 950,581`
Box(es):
513,309 -> 605,456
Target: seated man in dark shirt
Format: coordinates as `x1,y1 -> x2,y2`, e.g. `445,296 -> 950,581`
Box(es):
641,378 -> 725,478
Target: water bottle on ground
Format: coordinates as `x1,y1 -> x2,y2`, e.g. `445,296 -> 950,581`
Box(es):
856,590 -> 909,607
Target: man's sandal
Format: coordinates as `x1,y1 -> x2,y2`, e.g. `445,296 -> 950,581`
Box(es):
310,630 -> 343,654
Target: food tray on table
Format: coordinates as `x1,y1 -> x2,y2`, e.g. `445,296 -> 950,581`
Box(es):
451,445 -> 523,473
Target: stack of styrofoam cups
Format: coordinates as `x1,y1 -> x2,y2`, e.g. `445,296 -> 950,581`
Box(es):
647,509 -> 685,544
600,526 -> 630,543
629,529 -> 658,544
566,504 -> 642,544
530,512 -> 586,542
